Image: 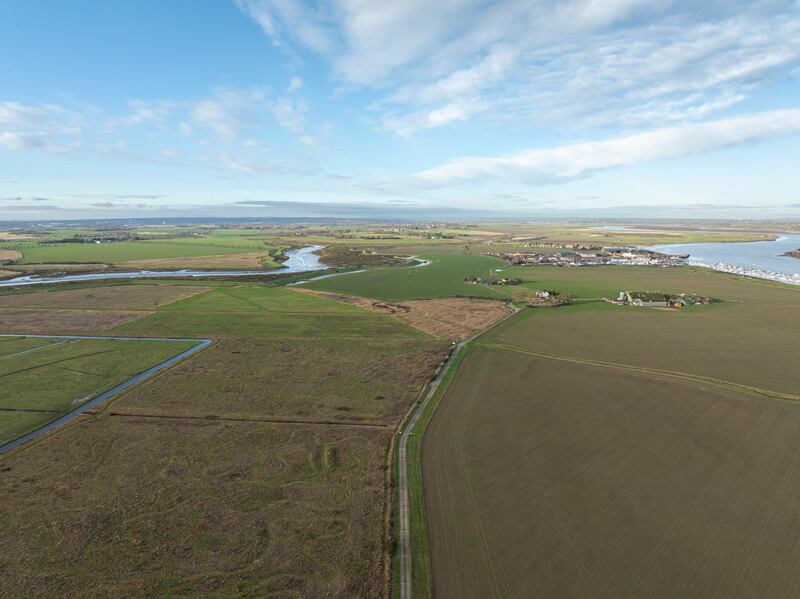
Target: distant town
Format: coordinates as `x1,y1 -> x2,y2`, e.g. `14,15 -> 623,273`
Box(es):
498,246 -> 687,267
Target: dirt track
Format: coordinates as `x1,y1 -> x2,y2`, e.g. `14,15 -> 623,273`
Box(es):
424,346 -> 800,598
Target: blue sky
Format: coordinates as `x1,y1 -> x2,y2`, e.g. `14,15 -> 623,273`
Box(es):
1,0 -> 800,219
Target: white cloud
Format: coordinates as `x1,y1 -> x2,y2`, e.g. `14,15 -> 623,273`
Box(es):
190,88 -> 269,139
0,101 -> 81,152
237,1 -> 800,135
287,76 -> 304,93
417,109 -> 800,183
386,44 -> 518,106
272,96 -> 307,134
383,99 -> 487,136
235,0 -> 334,53
122,99 -> 172,125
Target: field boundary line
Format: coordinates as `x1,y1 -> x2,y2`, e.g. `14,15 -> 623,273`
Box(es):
0,306 -> 154,312
482,342 -> 800,402
0,339 -> 68,360
0,333 -> 212,455
104,410 -> 389,429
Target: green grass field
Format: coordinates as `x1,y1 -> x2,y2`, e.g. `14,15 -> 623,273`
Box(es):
0,228 -> 286,266
482,266 -> 800,396
502,264 -> 775,299
0,336 -> 194,444
301,253 -> 508,300
2,240 -> 262,264
114,286 -> 429,338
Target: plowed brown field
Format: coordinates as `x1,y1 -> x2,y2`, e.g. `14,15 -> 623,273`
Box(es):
424,346 -> 800,598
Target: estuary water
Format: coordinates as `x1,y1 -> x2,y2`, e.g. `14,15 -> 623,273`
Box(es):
0,244 -> 328,288
643,235 -> 800,286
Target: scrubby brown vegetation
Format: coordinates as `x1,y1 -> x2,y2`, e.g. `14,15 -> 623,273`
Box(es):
317,245 -> 407,267
114,336 -> 446,425
425,346 -> 800,599
0,249 -> 21,262
0,280 -> 449,597
120,252 -> 271,270
294,288 -> 510,341
0,284 -> 210,310
0,416 -> 388,597
0,309 -> 149,334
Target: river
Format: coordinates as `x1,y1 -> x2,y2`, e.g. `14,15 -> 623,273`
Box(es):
0,244 -> 328,288
642,235 -> 800,286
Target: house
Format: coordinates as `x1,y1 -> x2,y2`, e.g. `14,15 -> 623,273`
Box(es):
607,290 -> 713,309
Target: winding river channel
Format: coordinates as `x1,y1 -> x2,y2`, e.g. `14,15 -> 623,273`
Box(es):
0,244 -> 328,288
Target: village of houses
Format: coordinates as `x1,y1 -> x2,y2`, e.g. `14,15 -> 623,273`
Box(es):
499,246 -> 687,267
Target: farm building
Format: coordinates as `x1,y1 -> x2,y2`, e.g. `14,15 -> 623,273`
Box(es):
607,291 -> 714,309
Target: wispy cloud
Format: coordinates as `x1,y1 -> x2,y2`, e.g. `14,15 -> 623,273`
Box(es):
120,99 -> 173,126
190,88 -> 270,139
1,196 -> 52,202
237,1 -> 800,135
235,0 -> 335,54
0,101 -> 82,152
287,76 -> 304,93
417,109 -> 800,183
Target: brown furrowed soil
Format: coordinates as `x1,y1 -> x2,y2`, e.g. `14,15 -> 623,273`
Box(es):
120,252 -> 271,270
0,249 -> 21,262
0,415 -> 388,598
0,308 -> 149,333
0,270 -> 20,279
0,283 -> 211,310
424,346 -> 800,599
294,288 -> 509,340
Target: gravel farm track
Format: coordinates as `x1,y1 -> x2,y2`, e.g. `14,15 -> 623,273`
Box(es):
396,303 -> 518,599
